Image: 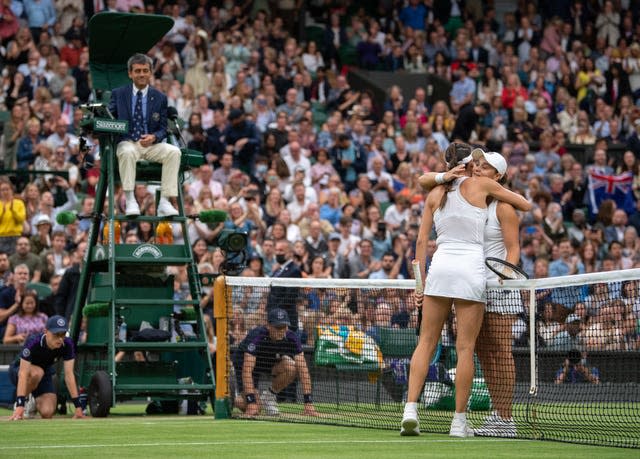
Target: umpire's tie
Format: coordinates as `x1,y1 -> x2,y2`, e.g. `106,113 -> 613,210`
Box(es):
132,90 -> 144,141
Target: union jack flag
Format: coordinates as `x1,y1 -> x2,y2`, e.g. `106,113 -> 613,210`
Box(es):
587,171 -> 636,216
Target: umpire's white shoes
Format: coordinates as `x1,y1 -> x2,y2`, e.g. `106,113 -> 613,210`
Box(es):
125,199 -> 140,216
474,412 -> 517,438
157,197 -> 179,217
400,405 -> 420,436
449,416 -> 474,438
261,389 -> 279,416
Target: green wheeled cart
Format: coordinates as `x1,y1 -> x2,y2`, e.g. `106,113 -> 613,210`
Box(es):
67,12 -> 215,416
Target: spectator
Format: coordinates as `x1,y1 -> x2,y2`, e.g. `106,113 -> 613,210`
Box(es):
0,263 -> 30,337
449,64 -> 476,113
53,241 -> 85,320
3,289 -> 47,344
0,178 -> 27,255
9,237 -> 42,282
223,108 -> 261,175
450,101 -> 489,142
554,349 -> 600,384
369,251 -> 403,280
549,239 -> 585,277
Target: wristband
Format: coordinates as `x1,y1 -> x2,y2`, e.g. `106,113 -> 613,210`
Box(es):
72,397 -> 82,408
16,396 -> 26,407
303,394 -> 312,404
435,173 -> 446,184
245,393 -> 257,404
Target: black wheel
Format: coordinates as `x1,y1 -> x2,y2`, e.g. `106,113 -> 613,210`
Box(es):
88,370 -> 112,417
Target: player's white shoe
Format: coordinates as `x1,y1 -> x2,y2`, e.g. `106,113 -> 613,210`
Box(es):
449,417 -> 474,437
400,405 -> 420,436
474,412 -> 517,438
260,390 -> 279,416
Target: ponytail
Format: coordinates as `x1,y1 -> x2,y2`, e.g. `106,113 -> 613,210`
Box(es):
438,142 -> 471,210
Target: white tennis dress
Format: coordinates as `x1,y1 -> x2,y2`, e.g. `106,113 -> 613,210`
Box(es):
484,201 -> 524,315
425,177 -> 488,303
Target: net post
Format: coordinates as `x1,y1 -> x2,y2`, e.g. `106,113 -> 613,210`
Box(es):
528,285 -> 537,396
213,274 -> 231,419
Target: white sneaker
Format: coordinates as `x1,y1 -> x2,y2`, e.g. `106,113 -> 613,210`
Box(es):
400,406 -> 420,436
260,390 -> 279,416
449,417 -> 474,438
474,413 -> 517,438
157,198 -> 179,217
24,395 -> 37,419
125,199 -> 141,216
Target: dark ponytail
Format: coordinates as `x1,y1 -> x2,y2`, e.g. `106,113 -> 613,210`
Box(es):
439,142 -> 472,209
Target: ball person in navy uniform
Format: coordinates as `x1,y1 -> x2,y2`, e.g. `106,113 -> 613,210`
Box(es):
9,315 -> 85,420
233,308 -> 317,417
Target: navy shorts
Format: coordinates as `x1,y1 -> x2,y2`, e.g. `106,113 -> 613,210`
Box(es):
9,361 -> 56,397
231,351 -> 275,394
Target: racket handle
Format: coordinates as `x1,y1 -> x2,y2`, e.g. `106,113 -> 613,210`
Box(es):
412,260 -> 423,295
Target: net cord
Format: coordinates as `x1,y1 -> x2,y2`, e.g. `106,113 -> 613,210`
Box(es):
224,268 -> 640,290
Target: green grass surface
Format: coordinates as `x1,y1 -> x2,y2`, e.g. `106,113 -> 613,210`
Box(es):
1,405 -> 638,458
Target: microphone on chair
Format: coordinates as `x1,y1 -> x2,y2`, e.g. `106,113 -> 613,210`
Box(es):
167,106 -> 179,122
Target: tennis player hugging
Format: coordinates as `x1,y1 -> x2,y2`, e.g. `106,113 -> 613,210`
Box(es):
401,143 -> 532,438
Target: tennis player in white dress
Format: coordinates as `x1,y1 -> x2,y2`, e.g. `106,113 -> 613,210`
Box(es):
401,143 -> 532,438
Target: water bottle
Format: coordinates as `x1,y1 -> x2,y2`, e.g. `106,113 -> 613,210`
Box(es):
118,317 -> 127,342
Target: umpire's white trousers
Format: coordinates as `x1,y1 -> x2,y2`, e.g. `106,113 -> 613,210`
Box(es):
116,140 -> 181,197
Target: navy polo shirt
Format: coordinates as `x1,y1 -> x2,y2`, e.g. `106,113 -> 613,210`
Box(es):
238,326 -> 302,371
18,333 -> 76,369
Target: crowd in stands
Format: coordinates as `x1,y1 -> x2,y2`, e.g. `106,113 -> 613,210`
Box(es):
0,1 -> 639,352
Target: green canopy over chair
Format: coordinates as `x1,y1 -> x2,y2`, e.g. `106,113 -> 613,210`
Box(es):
88,12 -> 174,92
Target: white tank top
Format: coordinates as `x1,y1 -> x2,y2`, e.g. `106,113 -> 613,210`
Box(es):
484,200 -> 506,282
433,177 -> 487,248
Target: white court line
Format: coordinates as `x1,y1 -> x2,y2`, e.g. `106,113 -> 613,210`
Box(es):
3,438 -> 526,450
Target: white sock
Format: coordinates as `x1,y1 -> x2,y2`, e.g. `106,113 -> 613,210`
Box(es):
125,191 -> 135,202
453,411 -> 466,422
404,402 -> 418,412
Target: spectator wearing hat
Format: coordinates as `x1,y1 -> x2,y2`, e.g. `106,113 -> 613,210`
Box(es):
29,213 -> 52,255
223,108 -> 261,176
232,307 -> 317,417
9,314 -> 86,420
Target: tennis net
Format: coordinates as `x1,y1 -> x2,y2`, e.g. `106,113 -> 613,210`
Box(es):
215,269 -> 640,448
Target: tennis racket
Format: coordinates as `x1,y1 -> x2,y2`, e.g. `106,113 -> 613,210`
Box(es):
485,257 -> 529,280
412,259 -> 424,295
412,260 -> 424,336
